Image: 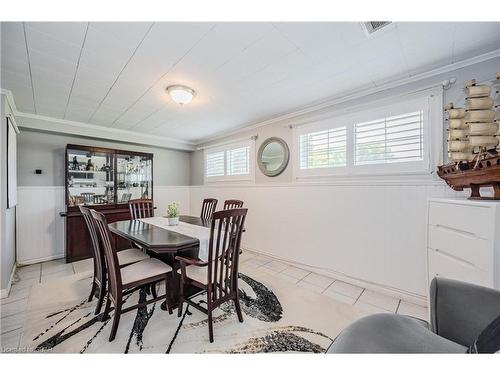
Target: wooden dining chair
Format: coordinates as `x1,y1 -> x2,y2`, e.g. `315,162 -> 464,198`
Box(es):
176,208 -> 248,343
200,198 -> 218,221
91,209 -> 173,341
223,199 -> 244,209
128,198 -> 155,219
80,206 -> 150,315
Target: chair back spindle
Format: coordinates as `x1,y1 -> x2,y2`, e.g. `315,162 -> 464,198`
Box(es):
223,199 -> 244,209
200,198 -> 218,221
129,199 -> 154,220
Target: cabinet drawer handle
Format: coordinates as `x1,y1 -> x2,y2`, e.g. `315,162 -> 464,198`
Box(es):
434,224 -> 478,239
433,248 -> 475,268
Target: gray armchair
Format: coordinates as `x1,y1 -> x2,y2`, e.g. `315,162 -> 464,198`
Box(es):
327,277 -> 500,353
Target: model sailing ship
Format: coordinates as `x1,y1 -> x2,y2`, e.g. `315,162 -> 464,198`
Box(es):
437,72 -> 500,199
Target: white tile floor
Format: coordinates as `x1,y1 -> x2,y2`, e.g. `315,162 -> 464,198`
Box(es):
239,252 -> 430,319
1,251 -> 430,351
1,259 -> 81,350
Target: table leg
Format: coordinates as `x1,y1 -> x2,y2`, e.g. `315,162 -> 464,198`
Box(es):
153,248 -> 200,311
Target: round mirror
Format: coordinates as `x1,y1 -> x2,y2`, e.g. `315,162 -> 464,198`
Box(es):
257,137 -> 290,177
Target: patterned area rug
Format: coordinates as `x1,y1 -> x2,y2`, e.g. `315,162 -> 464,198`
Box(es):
20,266 -> 365,353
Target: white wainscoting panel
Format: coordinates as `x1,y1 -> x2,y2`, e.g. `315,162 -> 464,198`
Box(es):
16,186 -> 66,265
16,186 -> 190,265
190,182 -> 457,299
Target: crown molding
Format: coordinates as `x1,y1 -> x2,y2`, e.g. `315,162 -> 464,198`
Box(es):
0,88 -> 196,152
195,48 -> 500,146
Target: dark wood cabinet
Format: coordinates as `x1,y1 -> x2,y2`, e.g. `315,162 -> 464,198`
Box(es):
61,144 -> 153,263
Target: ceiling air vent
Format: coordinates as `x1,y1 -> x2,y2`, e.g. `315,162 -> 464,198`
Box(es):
362,21 -> 392,36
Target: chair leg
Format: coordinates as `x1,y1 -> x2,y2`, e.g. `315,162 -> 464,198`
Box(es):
109,301 -> 122,342
88,280 -> 97,302
95,285 -> 106,315
207,291 -> 214,343
164,276 -> 173,315
151,282 -> 157,299
101,294 -> 111,322
177,274 -> 184,317
234,294 -> 244,323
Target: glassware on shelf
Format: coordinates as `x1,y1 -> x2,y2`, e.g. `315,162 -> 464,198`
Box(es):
66,145 -> 153,207
66,148 -> 114,206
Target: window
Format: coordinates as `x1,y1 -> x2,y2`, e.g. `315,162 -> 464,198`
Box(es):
204,140 -> 254,182
227,146 -> 250,176
300,127 -> 347,169
206,151 -> 225,177
293,89 -> 441,179
354,111 -> 424,166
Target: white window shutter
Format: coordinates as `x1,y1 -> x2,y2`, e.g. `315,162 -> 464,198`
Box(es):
299,127 -> 347,169
227,146 -> 250,176
354,111 -> 424,166
206,151 -> 225,177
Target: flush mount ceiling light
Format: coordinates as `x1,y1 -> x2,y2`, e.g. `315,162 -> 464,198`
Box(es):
167,85 -> 195,105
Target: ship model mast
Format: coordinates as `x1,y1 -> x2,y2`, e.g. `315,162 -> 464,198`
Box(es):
437,72 -> 500,200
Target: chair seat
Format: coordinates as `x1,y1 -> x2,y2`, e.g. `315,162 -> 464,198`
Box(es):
177,264 -> 208,285
121,258 -> 172,286
117,248 -> 150,266
327,313 -> 467,353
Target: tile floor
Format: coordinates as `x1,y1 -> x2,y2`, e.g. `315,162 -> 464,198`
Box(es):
238,251 -> 429,319
1,251 -> 429,351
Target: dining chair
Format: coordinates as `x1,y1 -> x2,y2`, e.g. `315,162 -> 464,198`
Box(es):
128,198 -> 154,219
91,209 -> 173,342
223,199 -> 244,209
176,208 -> 248,343
80,206 -> 150,315
200,198 -> 218,221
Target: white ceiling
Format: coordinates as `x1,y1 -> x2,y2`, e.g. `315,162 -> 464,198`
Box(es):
1,22 -> 500,144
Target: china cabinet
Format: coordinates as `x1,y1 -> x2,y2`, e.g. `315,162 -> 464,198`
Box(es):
62,144 -> 153,262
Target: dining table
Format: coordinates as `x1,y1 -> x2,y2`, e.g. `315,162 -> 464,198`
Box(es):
108,215 -> 211,311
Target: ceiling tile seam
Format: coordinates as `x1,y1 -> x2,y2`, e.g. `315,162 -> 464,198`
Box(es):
394,24 -> 411,78
212,29 -> 270,73
87,22 -> 156,123
22,22 -> 37,114
128,107 -> 163,130
270,22 -> 309,58
235,46 -> 302,85
109,23 -> 217,128
451,24 -> 457,63
63,22 -> 90,119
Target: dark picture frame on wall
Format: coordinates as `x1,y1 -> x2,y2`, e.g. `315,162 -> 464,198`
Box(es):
6,116 -> 18,209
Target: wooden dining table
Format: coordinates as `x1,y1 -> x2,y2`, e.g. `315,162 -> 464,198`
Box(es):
108,215 -> 211,311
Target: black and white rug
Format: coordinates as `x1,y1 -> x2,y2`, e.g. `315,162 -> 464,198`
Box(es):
20,266 -> 364,353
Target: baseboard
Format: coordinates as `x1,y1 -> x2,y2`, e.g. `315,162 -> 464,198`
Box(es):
241,245 -> 428,307
0,263 -> 17,299
17,253 -> 64,266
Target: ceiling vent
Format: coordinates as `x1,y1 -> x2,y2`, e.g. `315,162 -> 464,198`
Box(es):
362,21 -> 392,36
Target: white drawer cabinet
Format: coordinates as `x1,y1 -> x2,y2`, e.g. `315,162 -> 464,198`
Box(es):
427,199 -> 500,289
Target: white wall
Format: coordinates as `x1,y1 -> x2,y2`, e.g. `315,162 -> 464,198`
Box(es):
15,129 -> 193,265
16,185 -> 190,265
1,93 -> 17,295
17,130 -> 192,187
189,58 -> 500,301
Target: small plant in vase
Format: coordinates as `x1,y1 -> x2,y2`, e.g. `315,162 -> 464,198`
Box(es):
166,202 -> 180,226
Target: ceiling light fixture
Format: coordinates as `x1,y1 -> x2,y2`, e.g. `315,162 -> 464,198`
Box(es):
167,85 -> 195,105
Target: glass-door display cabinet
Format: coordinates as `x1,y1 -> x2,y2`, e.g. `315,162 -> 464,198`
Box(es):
63,144 -> 153,262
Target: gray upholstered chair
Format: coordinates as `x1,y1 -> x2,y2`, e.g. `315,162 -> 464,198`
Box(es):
327,277 -> 500,353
